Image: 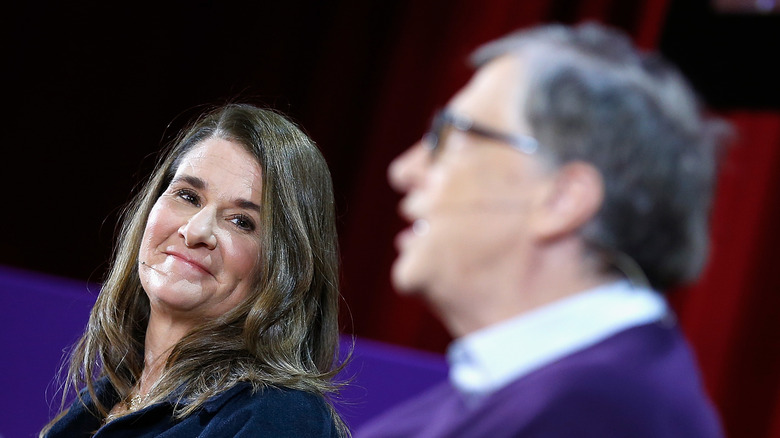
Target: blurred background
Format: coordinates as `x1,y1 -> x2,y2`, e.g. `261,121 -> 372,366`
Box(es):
4,0 -> 780,436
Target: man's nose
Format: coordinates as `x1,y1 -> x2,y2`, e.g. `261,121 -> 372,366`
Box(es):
388,141 -> 429,193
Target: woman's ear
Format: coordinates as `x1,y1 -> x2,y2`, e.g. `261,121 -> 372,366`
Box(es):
531,161 -> 604,240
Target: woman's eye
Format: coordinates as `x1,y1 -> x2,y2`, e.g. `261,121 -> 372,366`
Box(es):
176,189 -> 201,206
230,215 -> 256,232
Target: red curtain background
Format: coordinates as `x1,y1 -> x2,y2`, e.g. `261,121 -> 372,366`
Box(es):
672,112 -> 780,438
300,1 -> 780,438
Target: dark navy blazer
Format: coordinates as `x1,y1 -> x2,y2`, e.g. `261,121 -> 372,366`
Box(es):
45,378 -> 339,437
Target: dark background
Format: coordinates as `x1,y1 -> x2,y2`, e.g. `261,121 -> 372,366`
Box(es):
5,0 -> 777,284
5,0 -> 780,437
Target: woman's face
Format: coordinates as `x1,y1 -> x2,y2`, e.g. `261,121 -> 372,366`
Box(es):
139,137 -> 263,323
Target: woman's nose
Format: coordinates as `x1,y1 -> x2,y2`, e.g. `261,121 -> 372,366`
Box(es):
388,141 -> 429,193
178,208 -> 218,249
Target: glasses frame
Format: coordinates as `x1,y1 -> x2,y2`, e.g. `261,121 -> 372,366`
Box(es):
424,109 -> 540,156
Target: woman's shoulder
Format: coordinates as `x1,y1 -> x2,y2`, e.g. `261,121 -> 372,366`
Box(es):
208,382 -> 330,413
201,383 -> 339,437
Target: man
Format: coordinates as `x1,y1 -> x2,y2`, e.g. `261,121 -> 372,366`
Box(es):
356,22 -> 726,437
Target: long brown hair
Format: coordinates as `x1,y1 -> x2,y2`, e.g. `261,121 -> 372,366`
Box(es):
42,104 -> 346,434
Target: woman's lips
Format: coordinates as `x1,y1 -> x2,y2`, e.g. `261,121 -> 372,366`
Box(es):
165,252 -> 213,277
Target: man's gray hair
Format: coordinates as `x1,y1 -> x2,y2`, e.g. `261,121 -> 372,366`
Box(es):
472,22 -> 731,291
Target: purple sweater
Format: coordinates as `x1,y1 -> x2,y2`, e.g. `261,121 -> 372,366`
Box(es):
356,322 -> 723,437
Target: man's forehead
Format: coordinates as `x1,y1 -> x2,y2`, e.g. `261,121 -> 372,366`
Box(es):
448,54 -> 530,128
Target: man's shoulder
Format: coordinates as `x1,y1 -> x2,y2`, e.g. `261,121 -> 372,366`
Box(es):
507,321 -> 700,400
356,322 -> 723,438
486,321 -> 722,436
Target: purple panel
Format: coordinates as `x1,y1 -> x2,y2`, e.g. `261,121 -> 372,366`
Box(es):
335,336 -> 448,430
0,266 -> 98,438
0,266 -> 447,436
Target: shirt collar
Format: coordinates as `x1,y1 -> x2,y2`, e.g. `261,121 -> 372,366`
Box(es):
446,280 -> 669,401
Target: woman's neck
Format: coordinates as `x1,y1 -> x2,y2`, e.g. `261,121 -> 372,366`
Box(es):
140,309 -> 195,394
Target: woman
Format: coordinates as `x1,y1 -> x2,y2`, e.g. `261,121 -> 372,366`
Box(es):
41,104 -> 347,437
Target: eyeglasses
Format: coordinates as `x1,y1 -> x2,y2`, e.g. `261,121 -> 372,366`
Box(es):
423,109 -> 540,156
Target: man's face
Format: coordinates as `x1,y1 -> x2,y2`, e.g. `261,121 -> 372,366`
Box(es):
388,54 -> 554,305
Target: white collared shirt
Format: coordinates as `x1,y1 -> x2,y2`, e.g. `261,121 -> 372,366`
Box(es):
447,280 -> 669,401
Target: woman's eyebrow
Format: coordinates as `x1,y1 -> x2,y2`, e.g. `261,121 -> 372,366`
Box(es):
173,174 -> 261,213
235,199 -> 262,214
172,174 -> 206,190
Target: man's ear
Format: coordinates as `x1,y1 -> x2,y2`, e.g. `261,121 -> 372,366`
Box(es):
531,161 -> 604,240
